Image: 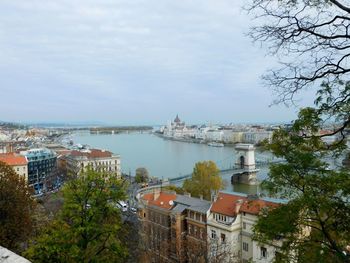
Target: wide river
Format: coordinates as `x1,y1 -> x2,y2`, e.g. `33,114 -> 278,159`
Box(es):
71,131 -> 272,195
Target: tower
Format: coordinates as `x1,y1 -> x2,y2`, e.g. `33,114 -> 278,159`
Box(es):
231,144 -> 259,185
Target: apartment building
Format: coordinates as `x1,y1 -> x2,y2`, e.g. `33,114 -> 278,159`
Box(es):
138,190 -> 282,263
64,148 -> 121,177
0,153 -> 28,181
139,190 -> 211,263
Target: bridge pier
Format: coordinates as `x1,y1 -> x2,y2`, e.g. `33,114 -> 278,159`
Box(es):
231,144 -> 259,185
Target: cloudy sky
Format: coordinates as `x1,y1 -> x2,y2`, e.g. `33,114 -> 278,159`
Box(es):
0,0 -> 314,125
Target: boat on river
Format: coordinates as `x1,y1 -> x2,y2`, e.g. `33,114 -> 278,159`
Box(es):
207,142 -> 224,147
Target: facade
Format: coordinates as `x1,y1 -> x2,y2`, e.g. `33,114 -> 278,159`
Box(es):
163,115 -> 197,139
139,190 -> 211,263
243,131 -> 273,145
208,192 -> 281,263
64,148 -> 121,177
20,148 -> 57,192
138,190 -> 281,263
0,153 -> 28,181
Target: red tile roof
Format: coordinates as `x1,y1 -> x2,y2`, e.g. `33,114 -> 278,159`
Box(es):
142,192 -> 176,210
70,149 -> 113,158
240,199 -> 279,215
211,192 -> 279,216
0,153 -> 27,166
211,192 -> 245,217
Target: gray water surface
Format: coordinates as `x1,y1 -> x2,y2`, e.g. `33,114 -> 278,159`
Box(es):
71,132 -> 270,194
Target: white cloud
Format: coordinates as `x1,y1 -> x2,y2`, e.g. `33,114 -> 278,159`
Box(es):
0,0 -> 309,123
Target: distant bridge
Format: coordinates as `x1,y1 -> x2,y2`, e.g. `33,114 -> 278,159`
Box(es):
168,156 -> 284,183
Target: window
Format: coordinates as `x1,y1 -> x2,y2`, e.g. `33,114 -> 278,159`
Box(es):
243,242 -> 249,252
243,212 -> 246,216
261,247 -> 267,258
196,213 -> 200,221
243,222 -> 246,229
221,233 -> 226,243
211,230 -> 216,239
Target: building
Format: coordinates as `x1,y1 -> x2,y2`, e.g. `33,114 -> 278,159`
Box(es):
20,148 -> 57,192
64,148 -> 121,177
138,190 -> 282,263
139,190 -> 211,263
163,115 -> 197,139
243,131 -> 273,145
208,192 -> 281,263
0,153 -> 28,181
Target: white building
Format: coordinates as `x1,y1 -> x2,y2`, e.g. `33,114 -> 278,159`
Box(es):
64,148 -> 121,177
207,192 -> 282,263
243,131 -> 273,144
163,115 -> 197,138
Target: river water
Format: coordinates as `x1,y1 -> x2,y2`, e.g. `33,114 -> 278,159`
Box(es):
71,131 -> 272,195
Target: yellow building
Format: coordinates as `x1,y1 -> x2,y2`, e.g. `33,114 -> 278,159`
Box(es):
0,153 -> 28,181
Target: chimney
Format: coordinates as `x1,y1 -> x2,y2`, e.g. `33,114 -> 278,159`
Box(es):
235,199 -> 243,214
154,188 -> 160,200
211,190 -> 218,202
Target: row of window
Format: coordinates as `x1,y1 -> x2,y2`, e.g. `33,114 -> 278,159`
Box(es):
188,224 -> 205,239
188,210 -> 206,223
242,242 -> 267,259
210,230 -> 226,243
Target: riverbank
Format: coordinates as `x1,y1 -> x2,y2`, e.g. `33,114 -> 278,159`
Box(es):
153,132 -> 239,147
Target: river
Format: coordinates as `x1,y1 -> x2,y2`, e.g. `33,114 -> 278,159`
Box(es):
70,131 -> 272,195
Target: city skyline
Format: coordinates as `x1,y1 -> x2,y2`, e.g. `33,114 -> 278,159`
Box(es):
0,0 -> 316,124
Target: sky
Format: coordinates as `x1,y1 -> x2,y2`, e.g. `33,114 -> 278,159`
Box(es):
0,0 -> 315,125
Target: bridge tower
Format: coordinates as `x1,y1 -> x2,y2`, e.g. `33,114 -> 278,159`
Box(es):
231,144 -> 259,185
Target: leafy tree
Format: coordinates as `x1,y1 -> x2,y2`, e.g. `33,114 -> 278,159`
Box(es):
247,1 -> 350,262
163,184 -> 185,195
135,167 -> 149,184
0,161 -> 36,252
25,169 -> 128,263
183,161 -> 224,200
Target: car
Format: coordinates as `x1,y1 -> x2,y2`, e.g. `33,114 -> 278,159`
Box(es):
116,201 -> 128,212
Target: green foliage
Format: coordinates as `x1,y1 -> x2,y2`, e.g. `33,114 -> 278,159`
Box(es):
163,184 -> 185,195
0,161 -> 36,252
254,108 -> 350,262
25,169 -> 128,263
135,167 -> 149,184
183,161 -> 224,200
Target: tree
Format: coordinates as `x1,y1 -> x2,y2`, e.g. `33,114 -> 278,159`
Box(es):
247,1 -> 350,262
135,167 -> 149,184
0,161 -> 36,252
183,161 -> 224,201
25,168 -> 128,262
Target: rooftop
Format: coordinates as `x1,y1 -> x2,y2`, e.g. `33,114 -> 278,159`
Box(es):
142,191 -> 177,210
69,149 -> 115,159
0,153 -> 28,166
211,192 -> 280,217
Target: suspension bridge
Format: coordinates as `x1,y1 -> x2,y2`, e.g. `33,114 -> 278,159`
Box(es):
169,153 -> 284,184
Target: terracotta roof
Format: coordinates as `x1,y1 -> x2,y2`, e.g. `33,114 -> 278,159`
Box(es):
142,192 -> 176,210
0,153 -> 27,166
211,192 -> 279,216
240,199 -> 279,215
70,149 -> 113,159
211,192 -> 245,217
